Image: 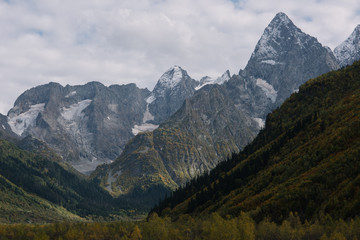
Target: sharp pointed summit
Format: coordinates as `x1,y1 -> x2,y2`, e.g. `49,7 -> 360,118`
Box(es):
247,12 -> 310,65
244,12 -> 339,107
334,24 -> 360,67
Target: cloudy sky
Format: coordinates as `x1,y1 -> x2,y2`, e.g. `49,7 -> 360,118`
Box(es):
0,0 -> 359,114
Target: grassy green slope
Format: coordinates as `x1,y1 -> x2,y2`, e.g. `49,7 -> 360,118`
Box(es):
154,61 -> 360,223
0,174 -> 82,223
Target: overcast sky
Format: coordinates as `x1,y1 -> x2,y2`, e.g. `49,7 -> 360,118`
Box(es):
0,0 -> 359,114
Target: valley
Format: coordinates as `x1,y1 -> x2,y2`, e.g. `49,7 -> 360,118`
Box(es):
0,10 -> 360,239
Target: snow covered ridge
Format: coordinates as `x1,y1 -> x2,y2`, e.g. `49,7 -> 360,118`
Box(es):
334,25 -> 360,67
195,70 -> 231,90
158,66 -> 184,89
7,103 -> 45,136
256,78 -> 278,103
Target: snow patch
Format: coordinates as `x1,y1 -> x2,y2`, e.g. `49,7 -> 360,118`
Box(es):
1,125 -> 5,130
142,104 -> 155,123
256,78 -> 278,103
8,103 -> 45,136
132,123 -> 158,135
195,76 -> 214,90
61,100 -> 92,121
132,102 -> 158,135
253,117 -> 265,129
261,60 -> 279,65
146,95 -> 156,104
65,91 -> 77,98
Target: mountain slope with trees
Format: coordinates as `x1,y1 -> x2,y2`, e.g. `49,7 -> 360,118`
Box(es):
153,60 -> 360,223
0,137 -> 148,222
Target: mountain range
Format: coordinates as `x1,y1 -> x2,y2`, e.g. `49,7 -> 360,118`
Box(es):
1,12 -> 360,220
91,12 -> 341,200
153,59 -> 360,223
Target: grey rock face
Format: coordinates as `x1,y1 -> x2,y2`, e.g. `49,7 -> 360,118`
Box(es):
7,82 -> 150,174
158,84 -> 260,184
92,84 -> 259,195
0,113 -> 19,141
334,25 -> 360,67
244,12 -> 339,108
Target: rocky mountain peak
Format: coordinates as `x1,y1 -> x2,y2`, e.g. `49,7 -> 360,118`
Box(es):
215,70 -> 231,84
156,65 -> 186,89
148,66 -> 199,124
244,12 -> 339,107
334,24 -> 360,67
250,12 -> 306,62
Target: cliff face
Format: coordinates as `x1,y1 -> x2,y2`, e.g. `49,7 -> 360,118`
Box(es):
7,82 -> 150,174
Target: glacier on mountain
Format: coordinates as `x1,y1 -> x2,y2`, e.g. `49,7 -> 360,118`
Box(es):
59,99 -> 96,170
7,103 -> 45,136
61,99 -> 92,122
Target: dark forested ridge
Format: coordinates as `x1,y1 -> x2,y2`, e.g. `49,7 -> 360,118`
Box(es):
152,60 -> 360,223
0,137 -> 154,222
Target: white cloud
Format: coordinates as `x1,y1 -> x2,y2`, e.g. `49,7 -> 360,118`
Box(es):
0,0 -> 359,114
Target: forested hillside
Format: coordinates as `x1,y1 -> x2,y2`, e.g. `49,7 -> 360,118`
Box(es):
0,137 -> 148,222
152,60 -> 360,223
